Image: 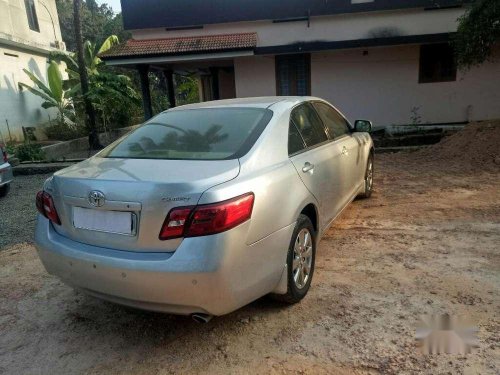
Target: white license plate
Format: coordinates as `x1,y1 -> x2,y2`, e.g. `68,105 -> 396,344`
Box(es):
73,207 -> 135,235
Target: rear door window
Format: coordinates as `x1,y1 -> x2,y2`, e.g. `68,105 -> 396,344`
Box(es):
313,102 -> 351,139
288,122 -> 306,155
290,103 -> 328,148
101,108 -> 273,160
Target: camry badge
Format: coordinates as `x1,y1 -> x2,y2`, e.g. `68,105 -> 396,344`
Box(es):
88,190 -> 105,207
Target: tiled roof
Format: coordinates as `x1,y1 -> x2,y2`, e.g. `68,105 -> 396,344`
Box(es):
100,33 -> 257,59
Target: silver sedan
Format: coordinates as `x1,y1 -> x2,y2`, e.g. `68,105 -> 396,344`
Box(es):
34,97 -> 374,321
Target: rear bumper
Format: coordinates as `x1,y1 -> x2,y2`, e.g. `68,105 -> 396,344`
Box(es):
0,162 -> 13,186
35,216 -> 293,316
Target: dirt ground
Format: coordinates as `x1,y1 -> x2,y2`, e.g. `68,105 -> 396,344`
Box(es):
0,173 -> 51,248
0,151 -> 498,375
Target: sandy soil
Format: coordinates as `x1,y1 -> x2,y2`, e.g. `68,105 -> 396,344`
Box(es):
0,153 -> 498,375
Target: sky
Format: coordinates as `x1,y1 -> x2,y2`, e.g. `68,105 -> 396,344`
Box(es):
97,0 -> 122,13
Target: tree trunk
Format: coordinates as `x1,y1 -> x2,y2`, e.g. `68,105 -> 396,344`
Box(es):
73,0 -> 101,150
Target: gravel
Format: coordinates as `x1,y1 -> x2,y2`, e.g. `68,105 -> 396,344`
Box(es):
0,173 -> 51,249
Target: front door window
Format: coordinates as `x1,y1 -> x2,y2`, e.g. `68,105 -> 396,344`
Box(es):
313,102 -> 351,139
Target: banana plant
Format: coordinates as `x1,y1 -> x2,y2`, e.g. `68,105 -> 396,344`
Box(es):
20,61 -> 76,126
49,35 -> 120,87
49,35 -> 139,125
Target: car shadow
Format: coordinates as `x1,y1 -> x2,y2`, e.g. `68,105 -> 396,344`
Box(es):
63,289 -> 291,339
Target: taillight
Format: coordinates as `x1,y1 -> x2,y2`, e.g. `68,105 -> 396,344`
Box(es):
1,147 -> 7,163
187,193 -> 254,237
159,207 -> 192,240
36,191 -> 61,225
159,193 -> 254,240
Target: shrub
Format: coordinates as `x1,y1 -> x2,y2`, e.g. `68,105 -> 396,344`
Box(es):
4,141 -> 17,156
44,122 -> 87,141
15,143 -> 45,162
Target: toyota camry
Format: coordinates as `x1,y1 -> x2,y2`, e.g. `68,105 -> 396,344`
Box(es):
35,97 -> 374,322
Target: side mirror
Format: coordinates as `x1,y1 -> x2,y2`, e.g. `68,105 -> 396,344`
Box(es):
354,120 -> 372,133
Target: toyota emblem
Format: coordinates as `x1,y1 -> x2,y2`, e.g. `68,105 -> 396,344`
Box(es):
88,190 -> 105,207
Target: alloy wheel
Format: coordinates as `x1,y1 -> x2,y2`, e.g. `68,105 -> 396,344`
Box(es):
366,159 -> 373,192
292,228 -> 313,289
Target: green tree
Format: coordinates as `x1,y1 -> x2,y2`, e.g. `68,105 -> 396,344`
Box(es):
102,13 -> 131,46
74,0 -> 100,149
20,61 -> 76,126
50,35 -> 119,83
86,72 -> 141,132
454,0 -> 500,69
175,74 -> 200,106
148,72 -> 170,115
50,35 -> 141,130
56,0 -> 124,52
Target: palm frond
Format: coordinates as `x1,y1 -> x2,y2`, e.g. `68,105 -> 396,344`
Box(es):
97,35 -> 120,55
22,69 -> 53,97
41,101 -> 57,109
49,50 -> 79,72
47,61 -> 63,102
19,82 -> 57,104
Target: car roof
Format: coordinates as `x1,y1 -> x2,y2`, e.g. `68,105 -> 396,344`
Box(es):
168,96 -> 322,111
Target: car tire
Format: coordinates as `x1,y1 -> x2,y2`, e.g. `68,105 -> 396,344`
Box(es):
359,154 -> 374,199
273,214 -> 316,304
0,184 -> 9,198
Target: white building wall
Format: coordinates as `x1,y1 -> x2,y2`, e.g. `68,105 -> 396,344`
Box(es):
132,8 -> 465,48
0,0 -> 62,48
311,46 -> 500,126
0,48 -> 55,141
0,0 -> 62,141
234,55 -> 276,97
232,45 -> 500,127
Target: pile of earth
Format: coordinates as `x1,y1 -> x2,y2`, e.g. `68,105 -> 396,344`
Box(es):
404,119 -> 500,171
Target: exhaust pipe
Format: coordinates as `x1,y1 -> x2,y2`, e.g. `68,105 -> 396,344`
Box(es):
191,313 -> 213,323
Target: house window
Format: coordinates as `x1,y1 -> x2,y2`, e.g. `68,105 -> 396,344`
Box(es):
419,43 -> 457,83
276,54 -> 311,96
25,0 -> 40,32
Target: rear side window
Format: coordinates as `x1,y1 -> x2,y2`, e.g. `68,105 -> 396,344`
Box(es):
288,122 -> 306,155
290,103 -> 328,147
101,108 -> 273,160
313,102 -> 351,138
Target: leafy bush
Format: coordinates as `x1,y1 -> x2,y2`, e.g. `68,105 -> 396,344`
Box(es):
44,122 -> 87,141
4,141 -> 17,156
86,72 -> 141,131
15,143 -> 45,162
454,0 -> 500,69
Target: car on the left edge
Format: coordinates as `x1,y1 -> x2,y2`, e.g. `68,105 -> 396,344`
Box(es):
0,144 -> 13,198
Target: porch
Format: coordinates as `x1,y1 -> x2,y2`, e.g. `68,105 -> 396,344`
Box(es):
99,33 -> 256,120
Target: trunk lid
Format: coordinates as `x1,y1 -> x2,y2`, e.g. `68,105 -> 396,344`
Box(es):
49,157 -> 240,252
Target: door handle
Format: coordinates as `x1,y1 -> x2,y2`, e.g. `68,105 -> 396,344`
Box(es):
341,146 -> 348,156
302,162 -> 314,173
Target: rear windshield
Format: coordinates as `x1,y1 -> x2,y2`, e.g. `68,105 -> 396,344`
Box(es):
101,107 -> 273,160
